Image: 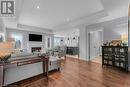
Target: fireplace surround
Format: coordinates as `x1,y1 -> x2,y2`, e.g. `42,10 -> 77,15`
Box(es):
27,42 -> 44,53
31,47 -> 42,53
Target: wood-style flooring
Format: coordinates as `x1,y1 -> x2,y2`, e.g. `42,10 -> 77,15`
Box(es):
91,56 -> 102,64
7,57 -> 130,87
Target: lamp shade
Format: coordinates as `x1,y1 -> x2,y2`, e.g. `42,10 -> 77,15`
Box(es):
121,34 -> 128,41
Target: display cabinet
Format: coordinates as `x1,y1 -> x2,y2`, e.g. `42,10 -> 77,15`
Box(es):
102,46 -> 128,71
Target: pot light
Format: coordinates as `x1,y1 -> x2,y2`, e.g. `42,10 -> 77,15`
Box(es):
37,6 -> 40,9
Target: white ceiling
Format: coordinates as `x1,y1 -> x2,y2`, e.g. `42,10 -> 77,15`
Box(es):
98,0 -> 129,22
18,0 -> 104,29
4,0 -> 104,29
2,0 -> 129,31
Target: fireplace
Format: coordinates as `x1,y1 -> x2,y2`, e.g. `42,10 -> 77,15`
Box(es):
31,47 -> 42,53
27,42 -> 44,53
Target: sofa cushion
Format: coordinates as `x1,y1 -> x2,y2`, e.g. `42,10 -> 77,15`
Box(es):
11,53 -> 33,58
9,53 -> 38,61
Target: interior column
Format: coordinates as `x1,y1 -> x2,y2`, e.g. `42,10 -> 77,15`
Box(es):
79,26 -> 88,61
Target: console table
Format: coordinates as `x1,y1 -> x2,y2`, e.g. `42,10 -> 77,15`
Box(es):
0,56 -> 49,87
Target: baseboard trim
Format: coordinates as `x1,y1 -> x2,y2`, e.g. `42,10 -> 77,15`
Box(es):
78,57 -> 90,61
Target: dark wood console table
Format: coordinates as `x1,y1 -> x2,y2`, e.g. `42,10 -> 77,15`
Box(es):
66,47 -> 79,55
0,56 -> 49,87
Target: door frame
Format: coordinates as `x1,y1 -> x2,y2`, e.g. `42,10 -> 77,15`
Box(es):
88,30 -> 103,61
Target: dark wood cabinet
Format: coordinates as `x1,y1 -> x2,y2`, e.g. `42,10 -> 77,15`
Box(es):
66,47 -> 79,55
102,46 -> 128,71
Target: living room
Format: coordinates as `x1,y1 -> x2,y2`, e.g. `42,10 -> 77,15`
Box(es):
0,0 -> 130,87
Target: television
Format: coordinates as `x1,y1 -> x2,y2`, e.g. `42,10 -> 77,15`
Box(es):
29,34 -> 42,42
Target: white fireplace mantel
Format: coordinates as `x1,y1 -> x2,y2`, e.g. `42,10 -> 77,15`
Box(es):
27,41 -> 44,53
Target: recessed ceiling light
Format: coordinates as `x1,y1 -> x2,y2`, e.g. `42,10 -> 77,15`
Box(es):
67,18 -> 70,22
37,6 -> 40,9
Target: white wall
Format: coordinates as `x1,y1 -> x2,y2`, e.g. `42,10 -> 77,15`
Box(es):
103,23 -> 128,42
79,25 -> 88,60
61,30 -> 79,47
87,17 -> 128,42
17,24 -> 53,34
85,23 -> 128,59
54,37 -> 64,47
78,17 -> 128,61
6,28 -> 54,52
0,18 -> 6,41
0,19 -> 5,33
103,28 -> 121,41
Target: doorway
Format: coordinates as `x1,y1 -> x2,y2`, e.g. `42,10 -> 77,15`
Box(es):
88,30 -> 103,63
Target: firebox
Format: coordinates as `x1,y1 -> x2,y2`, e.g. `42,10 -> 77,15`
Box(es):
31,47 -> 41,53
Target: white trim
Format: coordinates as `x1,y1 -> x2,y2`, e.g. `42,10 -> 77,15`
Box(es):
27,41 -> 44,53
79,57 -> 89,61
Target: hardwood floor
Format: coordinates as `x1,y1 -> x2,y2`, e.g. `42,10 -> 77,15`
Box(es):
91,56 -> 102,64
7,57 -> 130,87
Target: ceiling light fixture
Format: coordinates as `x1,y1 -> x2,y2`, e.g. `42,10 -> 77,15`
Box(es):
37,6 -> 40,9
